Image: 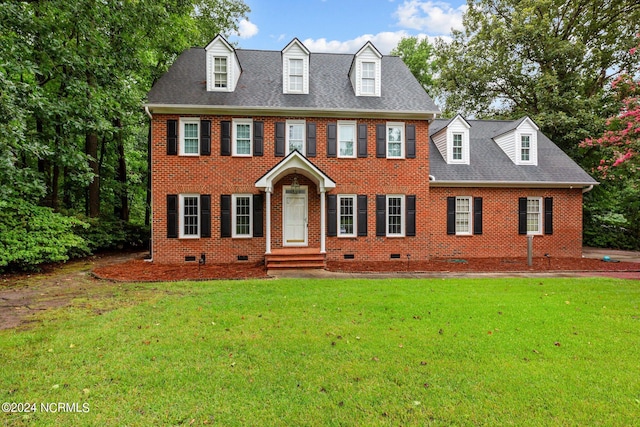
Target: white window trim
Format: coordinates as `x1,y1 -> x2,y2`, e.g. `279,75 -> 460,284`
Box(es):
519,133 -> 534,164
527,197 -> 543,235
337,194 -> 357,238
232,194 -> 253,238
179,194 -> 200,238
386,194 -> 405,237
455,196 -> 473,236
360,61 -> 376,95
211,55 -> 230,91
337,121 -> 357,158
232,118 -> 253,157
285,120 -> 306,155
179,117 -> 200,156
451,132 -> 465,163
386,122 -> 405,159
288,58 -> 304,93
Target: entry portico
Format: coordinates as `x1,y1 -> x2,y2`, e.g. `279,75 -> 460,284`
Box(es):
255,151 -> 336,255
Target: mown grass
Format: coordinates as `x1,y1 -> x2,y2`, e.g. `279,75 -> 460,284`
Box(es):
1,277 -> 640,426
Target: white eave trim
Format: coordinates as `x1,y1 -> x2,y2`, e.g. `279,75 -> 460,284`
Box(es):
428,180 -> 599,189
144,103 -> 440,120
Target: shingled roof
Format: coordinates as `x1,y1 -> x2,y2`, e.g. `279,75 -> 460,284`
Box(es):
146,47 -> 440,117
429,119 -> 598,187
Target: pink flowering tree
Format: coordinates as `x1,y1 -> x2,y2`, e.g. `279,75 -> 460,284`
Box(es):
581,45 -> 640,180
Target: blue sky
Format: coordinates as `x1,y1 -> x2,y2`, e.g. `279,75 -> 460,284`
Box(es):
227,0 -> 467,54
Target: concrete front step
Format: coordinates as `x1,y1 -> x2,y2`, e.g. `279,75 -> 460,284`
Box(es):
266,248 -> 326,269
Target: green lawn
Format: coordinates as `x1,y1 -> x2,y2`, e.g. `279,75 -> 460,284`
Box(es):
2,277 -> 639,426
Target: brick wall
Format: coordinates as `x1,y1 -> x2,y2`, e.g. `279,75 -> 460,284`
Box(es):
151,114 -> 431,264
429,187 -> 584,259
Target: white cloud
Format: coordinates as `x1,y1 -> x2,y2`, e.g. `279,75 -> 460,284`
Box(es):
394,0 -> 466,34
236,19 -> 259,39
302,31 -> 447,55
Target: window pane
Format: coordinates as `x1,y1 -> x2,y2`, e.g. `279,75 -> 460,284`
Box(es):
362,62 -> 375,78
527,198 -> 540,233
183,123 -> 199,154
455,197 -> 470,234
387,126 -> 403,157
521,135 -> 530,161
288,124 -> 304,153
339,197 -> 354,235
453,134 -> 463,160
388,197 -> 402,235
183,196 -> 199,236
339,125 -> 355,156
235,196 -> 250,236
236,123 -> 251,155
214,57 -> 227,88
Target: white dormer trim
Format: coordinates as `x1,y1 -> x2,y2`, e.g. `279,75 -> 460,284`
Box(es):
205,34 -> 241,92
493,117 -> 539,166
350,41 -> 382,97
282,38 -> 310,94
431,114 -> 471,164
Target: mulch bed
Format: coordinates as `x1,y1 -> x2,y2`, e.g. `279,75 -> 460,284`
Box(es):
91,256 -> 640,282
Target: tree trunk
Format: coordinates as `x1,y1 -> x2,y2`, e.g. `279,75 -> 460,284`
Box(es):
115,119 -> 129,221
86,132 -> 100,217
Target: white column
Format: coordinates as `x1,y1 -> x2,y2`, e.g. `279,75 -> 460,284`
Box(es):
265,188 -> 272,254
320,189 -> 326,254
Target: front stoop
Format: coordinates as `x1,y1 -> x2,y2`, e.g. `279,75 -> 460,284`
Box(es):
265,248 -> 326,270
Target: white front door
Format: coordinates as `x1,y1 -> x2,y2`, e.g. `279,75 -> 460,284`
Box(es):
283,185 -> 307,246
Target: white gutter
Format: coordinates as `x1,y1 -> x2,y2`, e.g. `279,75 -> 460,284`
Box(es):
428,180 -> 599,189
582,184 -> 594,194
144,105 -> 153,120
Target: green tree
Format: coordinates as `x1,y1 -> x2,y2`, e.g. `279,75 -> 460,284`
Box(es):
434,0 -> 640,155
390,36 -> 436,93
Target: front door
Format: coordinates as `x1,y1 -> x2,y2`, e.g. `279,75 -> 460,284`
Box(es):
283,185 -> 308,246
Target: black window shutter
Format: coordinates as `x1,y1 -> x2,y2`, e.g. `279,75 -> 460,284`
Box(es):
306,123 -> 316,157
376,195 -> 386,236
253,121 -> 264,156
200,120 -> 211,155
406,195 -> 416,236
200,195 -> 211,238
473,197 -> 483,235
376,124 -> 386,158
167,120 -> 178,155
275,122 -> 285,157
518,197 -> 528,235
253,194 -> 264,237
327,194 -> 337,237
357,124 -> 368,158
406,124 -> 416,159
327,123 -> 337,158
357,195 -> 368,236
220,121 -> 231,156
544,197 -> 553,235
446,196 -> 456,235
220,194 -> 231,238
167,194 -> 178,238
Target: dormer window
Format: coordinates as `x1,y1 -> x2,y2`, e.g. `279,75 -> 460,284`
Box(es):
493,117 -> 538,165
520,134 -> 531,162
288,58 -> 303,92
213,57 -> 228,88
350,42 -> 382,97
282,39 -> 310,94
205,35 -> 240,92
452,133 -> 463,161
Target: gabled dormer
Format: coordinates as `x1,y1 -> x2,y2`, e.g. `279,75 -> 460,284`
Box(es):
431,114 -> 471,164
205,34 -> 241,92
349,41 -> 382,97
282,38 -> 310,94
493,117 -> 539,165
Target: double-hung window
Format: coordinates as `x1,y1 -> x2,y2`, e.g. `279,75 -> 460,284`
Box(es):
180,118 -> 200,155
452,133 -> 463,161
455,196 -> 472,235
361,62 -> 375,95
521,135 -> 531,162
387,195 -> 404,237
338,121 -> 356,158
213,57 -> 228,88
180,195 -> 199,238
286,121 -> 305,155
233,119 -> 252,156
338,195 -> 357,237
232,194 -> 252,238
526,197 -> 542,234
289,58 -> 303,92
387,123 -> 404,158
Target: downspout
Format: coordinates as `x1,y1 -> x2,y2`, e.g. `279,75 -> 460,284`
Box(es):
429,175 -> 435,182
145,106 -> 153,262
582,185 -> 594,194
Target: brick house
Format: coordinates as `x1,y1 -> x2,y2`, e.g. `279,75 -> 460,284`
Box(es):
145,35 -> 597,267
